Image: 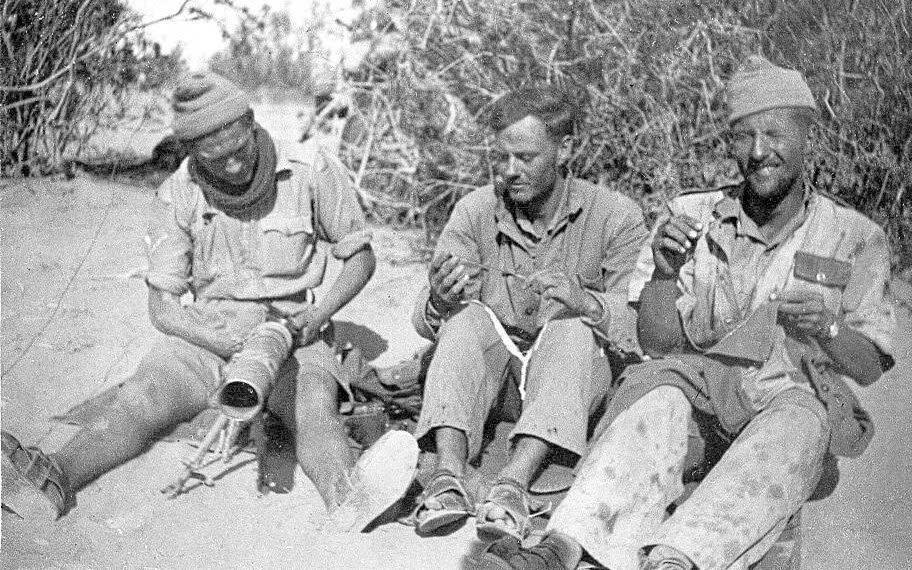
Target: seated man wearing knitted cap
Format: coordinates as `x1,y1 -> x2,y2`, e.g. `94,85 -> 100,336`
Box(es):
1,71 -> 417,529
409,84 -> 648,540
480,58 -> 896,570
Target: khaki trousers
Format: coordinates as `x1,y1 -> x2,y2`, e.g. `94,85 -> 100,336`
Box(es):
414,302 -> 612,459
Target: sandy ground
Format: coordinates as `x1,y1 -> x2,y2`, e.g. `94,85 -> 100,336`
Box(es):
3,101 -> 911,569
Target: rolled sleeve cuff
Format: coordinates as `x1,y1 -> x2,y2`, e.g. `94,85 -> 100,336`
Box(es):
845,310 -> 897,365
145,272 -> 190,296
581,290 -> 611,333
411,286 -> 442,340
330,229 -> 373,260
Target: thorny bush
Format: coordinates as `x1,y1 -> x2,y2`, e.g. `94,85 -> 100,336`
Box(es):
1,0 -> 186,177
342,0 -> 911,274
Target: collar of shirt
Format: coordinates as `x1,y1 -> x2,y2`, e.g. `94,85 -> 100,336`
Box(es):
711,183 -> 814,249
493,176 -> 583,247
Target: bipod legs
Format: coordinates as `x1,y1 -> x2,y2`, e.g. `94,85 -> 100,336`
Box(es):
161,412 -> 245,499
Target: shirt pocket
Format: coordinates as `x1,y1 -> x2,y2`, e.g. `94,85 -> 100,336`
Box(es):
793,251 -> 852,288
190,216 -> 221,285
259,215 -> 314,277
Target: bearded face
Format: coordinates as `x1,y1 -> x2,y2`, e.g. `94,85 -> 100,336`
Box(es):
729,107 -> 810,204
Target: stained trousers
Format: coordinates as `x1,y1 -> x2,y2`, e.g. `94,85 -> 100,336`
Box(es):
548,384 -> 829,570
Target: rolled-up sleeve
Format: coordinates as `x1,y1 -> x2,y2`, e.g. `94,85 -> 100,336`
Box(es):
145,174 -> 193,296
310,151 -> 372,259
627,204 -> 701,346
410,199 -> 481,340
585,202 -> 648,352
841,224 -> 896,366
411,286 -> 437,341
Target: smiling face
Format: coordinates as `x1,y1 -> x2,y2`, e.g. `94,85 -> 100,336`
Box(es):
491,115 -> 569,210
729,107 -> 810,204
189,114 -> 257,187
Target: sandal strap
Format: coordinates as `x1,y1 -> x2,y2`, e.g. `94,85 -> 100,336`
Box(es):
2,433 -> 74,516
490,476 -> 553,516
480,476 -> 531,525
419,468 -> 473,505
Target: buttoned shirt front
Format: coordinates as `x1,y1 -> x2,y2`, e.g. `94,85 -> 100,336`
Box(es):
146,145 -> 370,310
629,185 -> 896,408
413,177 -> 649,354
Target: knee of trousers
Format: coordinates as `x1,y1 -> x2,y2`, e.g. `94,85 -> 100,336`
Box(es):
114,338 -> 211,421
542,316 -> 592,340
111,375 -> 178,428
765,389 -> 831,449
532,317 -> 599,367
292,367 -> 343,421
436,302 -> 497,342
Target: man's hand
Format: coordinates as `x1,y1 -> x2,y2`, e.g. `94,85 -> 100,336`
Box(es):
651,215 -> 703,279
526,270 -> 602,321
148,287 -> 246,359
773,290 -> 837,339
288,304 -> 324,346
428,252 -> 482,313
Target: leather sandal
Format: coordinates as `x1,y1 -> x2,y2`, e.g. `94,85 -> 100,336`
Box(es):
412,468 -> 474,535
1,430 -> 75,521
475,477 -> 547,542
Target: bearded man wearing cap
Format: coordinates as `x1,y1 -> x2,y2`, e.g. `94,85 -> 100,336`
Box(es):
479,57 -> 896,570
1,72 -> 417,530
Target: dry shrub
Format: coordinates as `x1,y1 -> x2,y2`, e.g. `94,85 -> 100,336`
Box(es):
1,0 -> 188,177
342,0 -> 911,272
207,4 -> 319,93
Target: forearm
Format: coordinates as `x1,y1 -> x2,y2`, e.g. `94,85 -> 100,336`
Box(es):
313,246 -> 376,325
147,288 -> 242,359
637,276 -> 687,356
819,326 -> 887,386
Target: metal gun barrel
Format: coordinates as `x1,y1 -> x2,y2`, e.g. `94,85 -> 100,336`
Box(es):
217,321 -> 294,421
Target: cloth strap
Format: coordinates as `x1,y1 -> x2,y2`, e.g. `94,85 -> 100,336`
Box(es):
470,301 -> 549,400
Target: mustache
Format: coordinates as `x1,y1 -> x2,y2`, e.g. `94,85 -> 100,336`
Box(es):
494,177 -> 523,194
746,159 -> 779,174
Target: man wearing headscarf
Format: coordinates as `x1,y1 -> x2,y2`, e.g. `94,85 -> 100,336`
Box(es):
2,72 -> 417,530
479,57 -> 896,570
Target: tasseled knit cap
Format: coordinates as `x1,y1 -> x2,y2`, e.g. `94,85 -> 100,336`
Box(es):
726,56 -> 818,124
171,71 -> 252,141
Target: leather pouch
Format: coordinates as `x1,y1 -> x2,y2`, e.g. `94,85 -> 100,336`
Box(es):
793,251 -> 852,287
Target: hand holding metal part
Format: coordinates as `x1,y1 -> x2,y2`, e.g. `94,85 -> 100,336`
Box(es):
428,252 -> 484,313
161,318 -> 296,499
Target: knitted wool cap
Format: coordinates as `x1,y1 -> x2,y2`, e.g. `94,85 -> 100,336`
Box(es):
726,56 -> 818,123
171,71 -> 252,141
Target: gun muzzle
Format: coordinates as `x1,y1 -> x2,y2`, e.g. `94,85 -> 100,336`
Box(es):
217,321 -> 294,421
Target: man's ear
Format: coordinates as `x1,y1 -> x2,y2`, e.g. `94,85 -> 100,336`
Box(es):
557,134 -> 573,165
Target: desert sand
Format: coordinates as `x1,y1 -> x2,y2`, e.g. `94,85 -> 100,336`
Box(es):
2,102 -> 910,569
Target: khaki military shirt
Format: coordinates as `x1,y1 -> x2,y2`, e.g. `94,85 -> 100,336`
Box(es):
146,146 -> 370,306
413,177 -> 648,354
629,186 -> 896,408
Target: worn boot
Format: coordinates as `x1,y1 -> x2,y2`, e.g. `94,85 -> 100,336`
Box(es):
641,545 -> 695,570
476,533 -> 582,570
